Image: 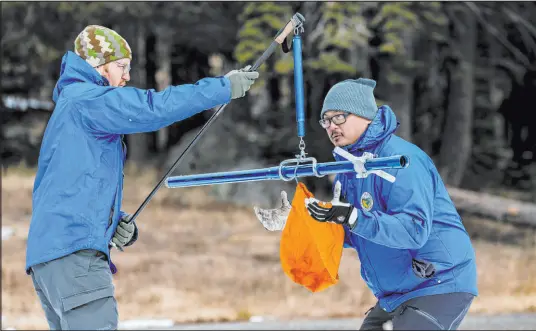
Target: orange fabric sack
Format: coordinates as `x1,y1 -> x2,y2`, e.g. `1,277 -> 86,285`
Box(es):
279,182 -> 345,292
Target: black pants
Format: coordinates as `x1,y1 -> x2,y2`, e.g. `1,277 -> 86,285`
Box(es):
360,293 -> 474,330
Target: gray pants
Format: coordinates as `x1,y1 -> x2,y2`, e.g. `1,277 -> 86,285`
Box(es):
360,293 -> 474,330
30,249 -> 118,330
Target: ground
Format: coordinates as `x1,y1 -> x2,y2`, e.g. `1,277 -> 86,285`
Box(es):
2,167 -> 536,330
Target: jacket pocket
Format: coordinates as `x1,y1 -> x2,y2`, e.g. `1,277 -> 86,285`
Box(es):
71,249 -> 94,277
412,258 -> 436,279
70,249 -> 109,277
61,250 -> 114,311
61,284 -> 114,312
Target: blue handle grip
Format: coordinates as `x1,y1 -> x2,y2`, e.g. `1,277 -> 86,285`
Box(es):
293,35 -> 305,138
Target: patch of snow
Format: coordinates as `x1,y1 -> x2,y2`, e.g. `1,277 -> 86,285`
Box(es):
119,319 -> 174,329
2,227 -> 14,241
249,316 -> 264,323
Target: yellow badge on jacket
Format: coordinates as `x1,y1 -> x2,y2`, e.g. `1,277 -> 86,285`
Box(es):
361,192 -> 373,211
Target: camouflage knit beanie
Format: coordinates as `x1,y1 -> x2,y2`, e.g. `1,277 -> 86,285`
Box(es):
74,25 -> 132,68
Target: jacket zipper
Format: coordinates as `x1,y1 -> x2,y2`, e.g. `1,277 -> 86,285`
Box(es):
354,161 -> 386,295
107,136 -> 125,233
107,136 -> 125,275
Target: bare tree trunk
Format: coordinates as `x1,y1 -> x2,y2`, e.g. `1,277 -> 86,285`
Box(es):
439,9 -> 476,186
412,34 -> 444,155
377,30 -> 415,142
462,25 -> 514,190
249,71 -> 271,121
385,75 -> 413,141
353,44 -> 371,78
154,28 -> 173,153
126,23 -> 150,170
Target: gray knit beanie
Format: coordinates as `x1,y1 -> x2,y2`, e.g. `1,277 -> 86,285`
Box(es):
320,78 -> 378,120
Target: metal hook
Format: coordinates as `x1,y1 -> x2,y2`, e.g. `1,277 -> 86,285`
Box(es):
278,156 -> 325,182
291,13 -> 305,36
292,165 -> 300,185
278,158 -> 300,182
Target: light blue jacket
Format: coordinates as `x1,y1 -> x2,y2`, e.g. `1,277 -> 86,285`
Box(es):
333,105 -> 478,312
26,51 -> 231,273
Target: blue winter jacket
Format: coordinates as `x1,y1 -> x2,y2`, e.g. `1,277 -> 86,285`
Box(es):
333,105 -> 478,312
25,51 -> 231,273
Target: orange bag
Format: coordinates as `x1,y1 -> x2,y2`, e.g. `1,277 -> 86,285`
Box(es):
279,182 -> 345,292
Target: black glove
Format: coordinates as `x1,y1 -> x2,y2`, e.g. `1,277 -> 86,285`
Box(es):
305,181 -> 358,229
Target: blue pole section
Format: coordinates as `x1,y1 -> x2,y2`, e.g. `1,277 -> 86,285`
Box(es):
165,155 -> 408,188
293,35 -> 305,138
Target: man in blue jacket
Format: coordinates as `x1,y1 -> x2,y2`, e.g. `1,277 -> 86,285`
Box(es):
26,25 -> 259,330
255,78 -> 477,330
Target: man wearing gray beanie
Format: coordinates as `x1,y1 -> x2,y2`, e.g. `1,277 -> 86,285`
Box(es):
254,78 -> 477,330
319,78 -> 379,147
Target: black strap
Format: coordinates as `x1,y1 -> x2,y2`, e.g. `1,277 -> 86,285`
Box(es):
281,36 -> 292,53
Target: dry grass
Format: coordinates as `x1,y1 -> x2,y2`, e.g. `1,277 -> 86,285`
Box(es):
2,167 -> 536,330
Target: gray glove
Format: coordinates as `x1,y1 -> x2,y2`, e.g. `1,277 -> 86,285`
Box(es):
112,214 -> 138,249
225,65 -> 259,99
253,191 -> 291,231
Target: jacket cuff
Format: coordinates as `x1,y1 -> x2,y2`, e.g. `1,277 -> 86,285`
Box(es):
219,76 -> 232,104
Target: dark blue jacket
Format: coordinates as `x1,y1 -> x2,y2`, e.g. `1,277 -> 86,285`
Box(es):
334,105 -> 478,312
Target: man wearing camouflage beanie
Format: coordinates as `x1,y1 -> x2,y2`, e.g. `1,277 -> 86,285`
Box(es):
254,78 -> 478,330
25,25 -> 258,330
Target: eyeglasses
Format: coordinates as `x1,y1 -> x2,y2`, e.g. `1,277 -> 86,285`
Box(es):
114,62 -> 131,75
319,113 -> 350,129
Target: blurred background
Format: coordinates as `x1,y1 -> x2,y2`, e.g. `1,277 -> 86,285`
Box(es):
2,2 -> 535,330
